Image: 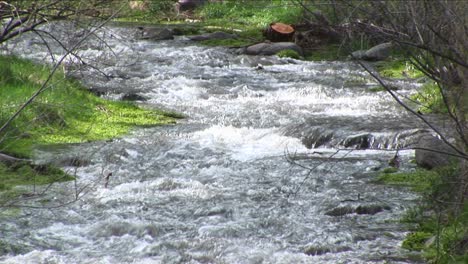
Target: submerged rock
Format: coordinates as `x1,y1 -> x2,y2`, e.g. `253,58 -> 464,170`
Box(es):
304,245 -> 351,256
137,27 -> 174,41
121,93 -> 147,101
302,132 -> 334,149
304,246 -> 331,256
325,204 -> 390,216
55,157 -> 92,167
355,204 -> 390,215
325,206 -> 354,216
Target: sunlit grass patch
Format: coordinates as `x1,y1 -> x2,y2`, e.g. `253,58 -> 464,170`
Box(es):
0,55 -> 179,158
195,0 -> 302,44
196,0 -> 302,28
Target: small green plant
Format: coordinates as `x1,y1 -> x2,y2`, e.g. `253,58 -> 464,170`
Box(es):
276,49 -> 301,59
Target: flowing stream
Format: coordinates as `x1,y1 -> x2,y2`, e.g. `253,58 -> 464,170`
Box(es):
0,24 -> 430,263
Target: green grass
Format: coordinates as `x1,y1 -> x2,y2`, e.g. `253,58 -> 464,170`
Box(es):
402,204 -> 468,263
196,0 -> 302,28
194,0 -> 303,45
115,0 -> 303,45
113,0 -> 178,23
379,166 -> 468,263
0,55 -> 179,158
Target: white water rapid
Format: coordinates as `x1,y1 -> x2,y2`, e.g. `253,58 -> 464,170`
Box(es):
0,24 -> 428,264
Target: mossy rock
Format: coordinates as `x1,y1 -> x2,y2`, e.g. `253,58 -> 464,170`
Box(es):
402,232 -> 432,251
276,49 -> 301,59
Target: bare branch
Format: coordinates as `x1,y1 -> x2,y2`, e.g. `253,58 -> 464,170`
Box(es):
354,59 -> 466,157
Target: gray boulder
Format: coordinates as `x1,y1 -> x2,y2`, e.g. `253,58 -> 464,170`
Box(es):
351,42 -> 393,61
121,93 -> 147,101
325,206 -> 354,216
325,204 -> 390,217
188,31 -> 237,41
137,27 -> 174,41
244,42 -> 303,56
415,135 -> 458,169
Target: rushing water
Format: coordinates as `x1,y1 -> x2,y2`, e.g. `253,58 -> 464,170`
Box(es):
0,24 -> 429,263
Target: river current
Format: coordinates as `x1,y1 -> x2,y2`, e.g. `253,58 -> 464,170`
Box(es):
0,24 -> 427,263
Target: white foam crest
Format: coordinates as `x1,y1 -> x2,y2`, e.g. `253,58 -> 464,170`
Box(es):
95,177 -> 216,203
144,76 -> 208,101
192,126 -> 306,161
0,250 -> 67,264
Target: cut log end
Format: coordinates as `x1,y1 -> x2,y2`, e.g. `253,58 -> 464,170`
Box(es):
264,22 -> 295,42
271,23 -> 294,34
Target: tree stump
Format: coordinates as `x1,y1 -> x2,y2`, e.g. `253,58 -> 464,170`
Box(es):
264,22 -> 295,42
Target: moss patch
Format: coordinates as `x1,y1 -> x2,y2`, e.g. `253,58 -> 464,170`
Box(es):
374,59 -> 424,79
377,169 -> 439,193
0,162 -> 73,191
276,49 -> 301,59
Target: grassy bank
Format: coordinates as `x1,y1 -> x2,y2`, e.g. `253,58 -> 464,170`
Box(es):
0,55 -> 179,191
195,0 -> 302,44
115,0 -> 303,47
378,167 -> 468,263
